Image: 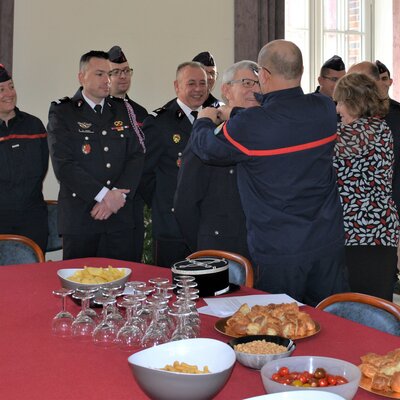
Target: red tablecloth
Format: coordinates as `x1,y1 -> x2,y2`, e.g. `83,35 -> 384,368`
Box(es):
1,257 -> 399,399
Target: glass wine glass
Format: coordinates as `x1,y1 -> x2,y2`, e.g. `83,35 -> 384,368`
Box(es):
74,287 -> 99,322
101,285 -> 125,330
175,294 -> 200,337
117,293 -> 147,351
135,286 -> 155,329
92,296 -> 119,348
52,288 -> 75,337
141,296 -> 171,348
71,290 -> 96,340
156,282 -> 176,301
169,303 -> 192,341
124,281 -> 146,295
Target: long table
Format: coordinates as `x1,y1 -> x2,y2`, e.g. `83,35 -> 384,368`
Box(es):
1,257 -> 399,400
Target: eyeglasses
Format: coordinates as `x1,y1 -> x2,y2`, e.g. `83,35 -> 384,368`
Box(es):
110,68 -> 133,77
228,78 -> 260,88
322,75 -> 339,83
253,66 -> 272,76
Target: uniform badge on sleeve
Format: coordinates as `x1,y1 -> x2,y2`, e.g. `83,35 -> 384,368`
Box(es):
82,144 -> 91,154
173,134 -> 181,143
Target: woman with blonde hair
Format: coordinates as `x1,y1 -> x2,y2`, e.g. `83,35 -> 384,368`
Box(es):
333,72 -> 399,301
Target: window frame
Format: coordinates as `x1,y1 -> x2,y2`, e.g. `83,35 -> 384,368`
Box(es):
286,0 -> 374,93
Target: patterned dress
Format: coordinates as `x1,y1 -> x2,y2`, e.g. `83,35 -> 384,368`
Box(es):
333,116 -> 399,247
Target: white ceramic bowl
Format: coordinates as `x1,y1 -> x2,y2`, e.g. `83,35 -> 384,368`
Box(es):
245,390 -> 346,399
128,338 -> 236,400
260,356 -> 361,400
57,267 -> 132,290
229,335 -> 295,370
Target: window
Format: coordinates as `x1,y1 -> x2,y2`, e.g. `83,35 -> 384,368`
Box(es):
285,0 -> 373,92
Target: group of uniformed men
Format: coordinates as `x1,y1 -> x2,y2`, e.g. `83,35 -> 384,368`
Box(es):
1,40 -> 399,305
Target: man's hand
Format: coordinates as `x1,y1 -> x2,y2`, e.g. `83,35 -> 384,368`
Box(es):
217,105 -> 233,122
90,201 -> 113,220
103,189 -> 130,213
198,107 -> 220,124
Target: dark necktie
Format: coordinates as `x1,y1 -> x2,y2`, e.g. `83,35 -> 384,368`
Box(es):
94,104 -> 102,114
191,110 -> 198,122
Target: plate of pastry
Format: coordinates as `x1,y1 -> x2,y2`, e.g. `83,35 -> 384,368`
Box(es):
359,348 -> 400,398
214,302 -> 320,340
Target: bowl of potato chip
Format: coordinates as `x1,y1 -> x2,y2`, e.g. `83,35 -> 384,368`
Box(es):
57,266 -> 132,290
128,338 -> 235,400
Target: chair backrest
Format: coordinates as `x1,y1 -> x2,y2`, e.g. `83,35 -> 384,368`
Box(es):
316,292 -> 400,336
0,234 -> 45,265
187,250 -> 254,288
46,200 -> 62,252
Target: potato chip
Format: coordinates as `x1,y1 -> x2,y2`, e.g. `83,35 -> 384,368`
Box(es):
68,266 -> 125,284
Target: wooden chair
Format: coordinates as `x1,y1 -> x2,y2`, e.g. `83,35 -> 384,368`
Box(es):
316,292 -> 400,336
187,250 -> 254,288
0,234 -> 45,265
45,200 -> 62,253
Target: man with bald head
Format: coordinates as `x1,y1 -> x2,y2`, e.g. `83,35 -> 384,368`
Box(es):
189,40 -> 348,306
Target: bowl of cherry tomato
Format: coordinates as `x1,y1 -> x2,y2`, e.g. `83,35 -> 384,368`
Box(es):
260,356 -> 361,400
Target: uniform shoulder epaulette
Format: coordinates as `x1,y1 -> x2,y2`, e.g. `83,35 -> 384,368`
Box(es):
149,106 -> 167,117
52,96 -> 71,105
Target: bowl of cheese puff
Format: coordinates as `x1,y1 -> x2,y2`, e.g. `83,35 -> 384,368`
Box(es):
128,338 -> 235,400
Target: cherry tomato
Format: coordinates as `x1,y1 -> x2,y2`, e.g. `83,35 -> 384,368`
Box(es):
278,367 -> 289,377
327,375 -> 337,386
314,367 -> 326,379
288,372 -> 300,381
335,376 -> 349,385
309,377 -> 319,387
272,373 -> 280,382
299,373 -> 309,384
318,378 -> 329,387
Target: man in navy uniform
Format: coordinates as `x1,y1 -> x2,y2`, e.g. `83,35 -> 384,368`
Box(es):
108,45 -> 148,262
174,60 -> 260,261
190,40 -> 348,306
140,61 -> 208,267
192,51 -> 222,108
47,50 -> 144,261
315,55 -> 346,99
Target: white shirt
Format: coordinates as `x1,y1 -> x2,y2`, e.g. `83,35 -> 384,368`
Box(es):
176,99 -> 201,124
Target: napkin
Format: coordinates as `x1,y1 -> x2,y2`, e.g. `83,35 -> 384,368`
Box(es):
198,294 -> 303,317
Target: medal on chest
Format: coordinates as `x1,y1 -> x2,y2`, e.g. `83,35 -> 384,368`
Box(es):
82,143 -> 91,154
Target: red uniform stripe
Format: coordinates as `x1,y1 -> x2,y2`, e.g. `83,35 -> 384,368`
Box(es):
222,123 -> 337,156
0,133 -> 47,143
